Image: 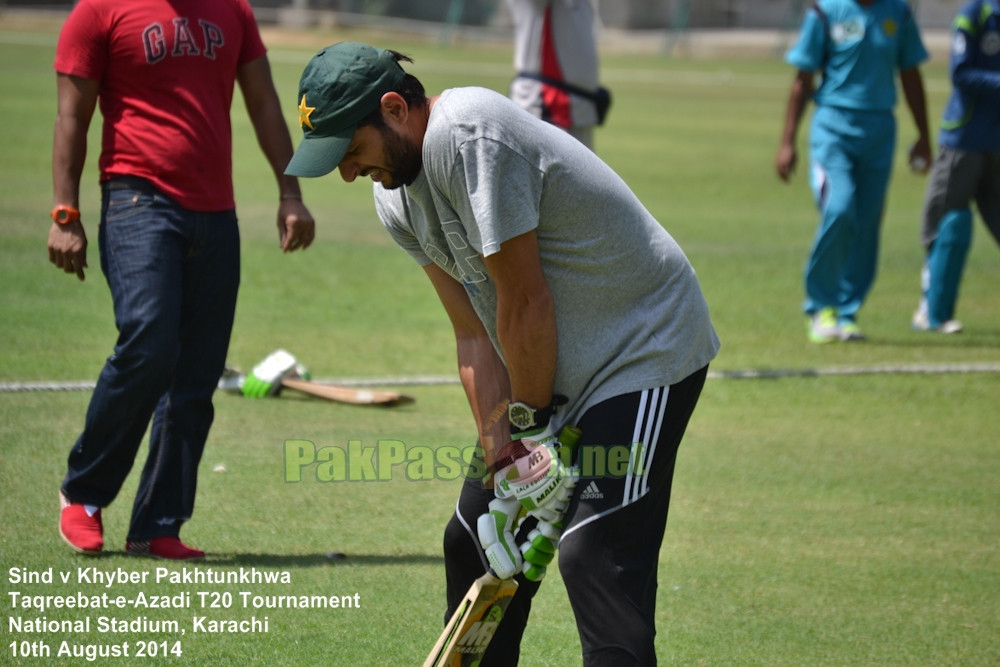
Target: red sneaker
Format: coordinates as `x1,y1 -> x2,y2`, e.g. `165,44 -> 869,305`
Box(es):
126,536 -> 205,561
59,492 -> 103,555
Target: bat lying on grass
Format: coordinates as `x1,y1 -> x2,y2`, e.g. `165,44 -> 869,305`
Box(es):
423,425 -> 582,666
278,377 -> 414,406
218,366 -> 413,406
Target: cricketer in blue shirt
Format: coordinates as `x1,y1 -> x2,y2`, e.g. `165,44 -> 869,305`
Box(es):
913,0 -> 1000,333
776,0 -> 931,343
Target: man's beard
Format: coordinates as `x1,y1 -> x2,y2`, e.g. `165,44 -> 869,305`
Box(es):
378,123 -> 423,190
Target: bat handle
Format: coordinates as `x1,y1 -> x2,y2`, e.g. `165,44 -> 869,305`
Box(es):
556,424 -> 582,467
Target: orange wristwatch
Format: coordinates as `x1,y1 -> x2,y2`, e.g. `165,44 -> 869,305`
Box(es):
50,205 -> 81,225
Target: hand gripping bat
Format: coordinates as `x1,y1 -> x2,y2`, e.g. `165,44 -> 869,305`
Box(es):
423,425 -> 581,666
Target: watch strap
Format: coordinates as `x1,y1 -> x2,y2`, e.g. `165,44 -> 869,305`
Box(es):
533,394 -> 567,429
508,394 -> 568,435
51,205 -> 81,225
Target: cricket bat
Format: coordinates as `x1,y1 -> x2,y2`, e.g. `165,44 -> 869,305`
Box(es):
218,366 -> 413,407
423,425 -> 583,666
279,377 -> 414,407
422,570 -> 518,667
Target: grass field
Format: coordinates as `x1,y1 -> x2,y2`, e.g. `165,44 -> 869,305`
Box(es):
1,13 -> 999,666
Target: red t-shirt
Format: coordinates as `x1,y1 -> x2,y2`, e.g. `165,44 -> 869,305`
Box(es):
55,0 -> 267,211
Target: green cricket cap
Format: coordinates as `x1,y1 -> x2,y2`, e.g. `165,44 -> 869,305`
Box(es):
285,42 -> 407,178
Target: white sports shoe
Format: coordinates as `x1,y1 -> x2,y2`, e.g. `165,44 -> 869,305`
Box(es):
911,308 -> 963,334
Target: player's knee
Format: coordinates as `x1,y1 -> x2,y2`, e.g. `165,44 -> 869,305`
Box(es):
936,208 -> 972,249
108,338 -> 178,383
927,208 -> 972,274
556,528 -> 589,580
821,201 -> 856,230
443,510 -> 478,562
581,644 -> 649,667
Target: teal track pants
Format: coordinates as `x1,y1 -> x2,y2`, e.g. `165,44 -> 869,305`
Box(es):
804,106 -> 896,319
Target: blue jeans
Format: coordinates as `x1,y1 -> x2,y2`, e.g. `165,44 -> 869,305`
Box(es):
61,178 -> 240,542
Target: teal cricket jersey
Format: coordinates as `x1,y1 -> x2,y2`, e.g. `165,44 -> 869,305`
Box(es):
786,0 -> 929,112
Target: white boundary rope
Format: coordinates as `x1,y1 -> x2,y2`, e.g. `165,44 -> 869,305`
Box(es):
706,362 -> 1000,380
0,381 -> 100,392
2,363 -> 999,393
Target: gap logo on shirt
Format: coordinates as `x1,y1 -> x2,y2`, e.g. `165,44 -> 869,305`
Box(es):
142,18 -> 225,64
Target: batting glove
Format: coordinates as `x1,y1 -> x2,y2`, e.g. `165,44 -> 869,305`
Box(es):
519,519 -> 562,582
477,496 -> 523,580
494,426 -> 578,525
241,349 -> 298,398
477,496 -> 563,582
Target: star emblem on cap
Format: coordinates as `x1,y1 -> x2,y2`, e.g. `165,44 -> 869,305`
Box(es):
298,94 -> 315,130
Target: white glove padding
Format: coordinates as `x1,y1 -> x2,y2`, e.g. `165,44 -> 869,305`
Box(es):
477,496 -> 523,580
495,435 -> 577,524
242,349 -> 298,398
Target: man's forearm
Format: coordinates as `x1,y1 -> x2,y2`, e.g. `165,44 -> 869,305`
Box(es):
456,334 -> 513,467
493,273 -> 557,410
52,74 -> 98,207
780,73 -> 811,148
901,68 -> 930,141
249,102 -> 301,197
240,57 -> 302,198
52,109 -> 91,206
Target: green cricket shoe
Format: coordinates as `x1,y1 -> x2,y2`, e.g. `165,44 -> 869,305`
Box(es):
807,307 -> 840,344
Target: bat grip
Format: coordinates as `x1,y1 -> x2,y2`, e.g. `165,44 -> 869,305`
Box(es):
556,424 -> 582,466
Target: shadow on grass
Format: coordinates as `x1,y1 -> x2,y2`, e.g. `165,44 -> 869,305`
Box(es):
867,330 -> 1000,349
206,552 -> 444,567
59,550 -> 444,567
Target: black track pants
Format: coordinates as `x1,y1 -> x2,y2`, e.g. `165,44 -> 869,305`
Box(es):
441,366 -> 709,666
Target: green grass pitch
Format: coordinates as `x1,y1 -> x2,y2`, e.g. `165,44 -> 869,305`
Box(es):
1,15 -> 998,666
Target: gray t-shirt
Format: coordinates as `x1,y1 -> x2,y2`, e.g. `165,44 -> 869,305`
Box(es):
375,86 -> 719,425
